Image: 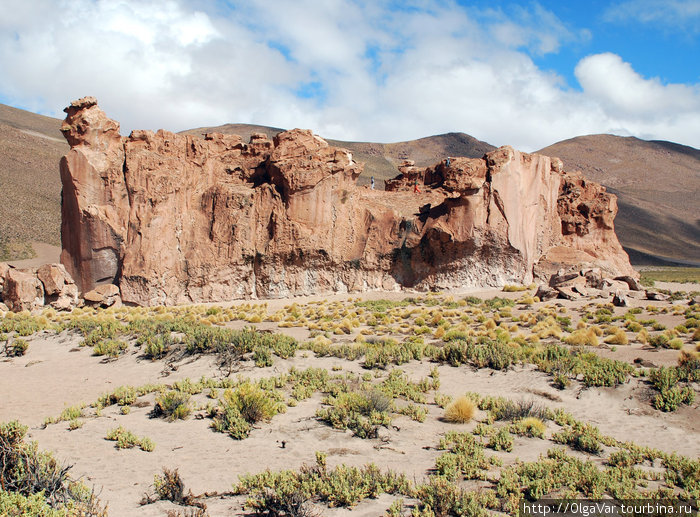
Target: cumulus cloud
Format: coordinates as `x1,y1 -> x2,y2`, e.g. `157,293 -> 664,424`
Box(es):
0,0 -> 698,150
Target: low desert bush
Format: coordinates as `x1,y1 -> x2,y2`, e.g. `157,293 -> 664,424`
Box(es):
565,328 -> 599,347
511,417 -> 546,438
92,338 -> 128,358
0,419 -> 107,515
6,338 -> 29,356
552,422 -> 602,454
105,426 -> 154,452
487,427 -> 514,452
212,382 -> 284,439
153,391 -> 192,421
604,328 -> 629,345
316,389 -> 393,439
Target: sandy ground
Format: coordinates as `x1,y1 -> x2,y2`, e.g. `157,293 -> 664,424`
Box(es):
6,241 -> 61,269
1,286 -> 698,516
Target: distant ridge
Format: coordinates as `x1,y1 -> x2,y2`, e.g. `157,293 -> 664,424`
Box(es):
0,102 -> 698,266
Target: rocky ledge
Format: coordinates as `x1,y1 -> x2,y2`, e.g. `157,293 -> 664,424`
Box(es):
57,97 -> 636,306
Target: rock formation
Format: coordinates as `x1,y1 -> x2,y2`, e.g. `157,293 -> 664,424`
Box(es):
0,263 -> 81,312
59,97 -> 637,306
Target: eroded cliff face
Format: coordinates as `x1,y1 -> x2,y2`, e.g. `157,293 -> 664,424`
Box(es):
60,97 -> 636,305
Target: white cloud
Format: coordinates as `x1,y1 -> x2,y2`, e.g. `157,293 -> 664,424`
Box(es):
604,0 -> 700,32
0,0 -> 698,151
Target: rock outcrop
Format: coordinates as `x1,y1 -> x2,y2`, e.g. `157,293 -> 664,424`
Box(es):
3,268 -> 44,312
59,97 -> 637,306
0,262 -> 82,312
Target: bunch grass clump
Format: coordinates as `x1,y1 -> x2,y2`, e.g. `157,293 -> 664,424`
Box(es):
444,396 -> 476,424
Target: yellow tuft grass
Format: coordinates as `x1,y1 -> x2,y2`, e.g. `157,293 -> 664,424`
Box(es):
519,417 -> 546,438
444,396 -> 476,423
604,328 -> 629,345
565,328 -> 599,347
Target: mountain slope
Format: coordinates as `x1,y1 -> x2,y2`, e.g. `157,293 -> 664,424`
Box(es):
538,135 -> 700,265
0,104 -> 67,259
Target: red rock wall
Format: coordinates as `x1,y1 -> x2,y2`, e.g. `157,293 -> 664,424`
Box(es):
59,97 -> 636,305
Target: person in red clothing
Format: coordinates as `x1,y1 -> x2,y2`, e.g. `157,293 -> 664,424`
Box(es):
413,178 -> 421,193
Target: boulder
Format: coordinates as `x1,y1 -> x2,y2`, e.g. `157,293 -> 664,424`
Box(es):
535,285 -> 558,301
3,269 -> 44,312
36,263 -> 80,311
83,283 -> 121,308
614,275 -> 643,291
612,291 -> 629,307
602,278 -> 632,293
582,268 -> 604,289
0,262 -> 8,299
549,271 -> 580,287
37,263 -> 69,295
646,291 -> 669,301
59,98 -> 638,306
555,286 -> 581,301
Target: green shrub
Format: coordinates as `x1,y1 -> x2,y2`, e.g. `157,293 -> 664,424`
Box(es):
317,390 -> 392,439
511,417 -> 546,438
0,419 -> 106,514
552,422 -> 602,454
397,403 -> 428,422
253,344 -> 273,367
92,338 -> 127,358
153,391 -> 192,421
487,428 -> 514,452
212,382 -> 284,439
105,426 -> 154,452
653,386 -> 695,412
236,454 -> 411,509
7,338 -> 29,356
96,385 -> 137,408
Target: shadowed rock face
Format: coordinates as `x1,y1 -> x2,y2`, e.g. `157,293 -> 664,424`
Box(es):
59,97 -> 636,306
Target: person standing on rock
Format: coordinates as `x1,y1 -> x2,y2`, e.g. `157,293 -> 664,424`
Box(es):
370,176 -> 375,190
414,178 -> 421,194
446,157 -> 451,167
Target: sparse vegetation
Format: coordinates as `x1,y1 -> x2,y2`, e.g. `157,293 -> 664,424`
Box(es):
2,291 -> 700,515
105,426 -> 154,451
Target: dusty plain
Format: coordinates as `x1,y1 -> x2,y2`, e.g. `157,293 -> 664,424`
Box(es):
1,284 -> 699,516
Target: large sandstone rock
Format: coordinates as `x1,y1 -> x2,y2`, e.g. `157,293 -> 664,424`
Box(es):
0,262 -> 9,299
83,283 -> 121,308
36,263 -> 80,310
3,269 -> 44,312
60,98 -> 637,306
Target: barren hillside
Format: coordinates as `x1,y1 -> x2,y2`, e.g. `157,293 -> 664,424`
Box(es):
0,104 -> 67,260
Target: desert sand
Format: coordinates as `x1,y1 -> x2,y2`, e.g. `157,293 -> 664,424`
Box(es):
1,285 -> 698,516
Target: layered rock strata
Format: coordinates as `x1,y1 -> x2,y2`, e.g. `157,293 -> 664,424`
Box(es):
59,97 -> 636,306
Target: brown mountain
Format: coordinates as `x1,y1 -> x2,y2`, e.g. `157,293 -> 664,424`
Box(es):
1,103 -> 697,266
0,104 -> 67,260
538,135 -> 700,266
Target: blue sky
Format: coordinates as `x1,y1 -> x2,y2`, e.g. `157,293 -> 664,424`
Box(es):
0,0 -> 698,150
